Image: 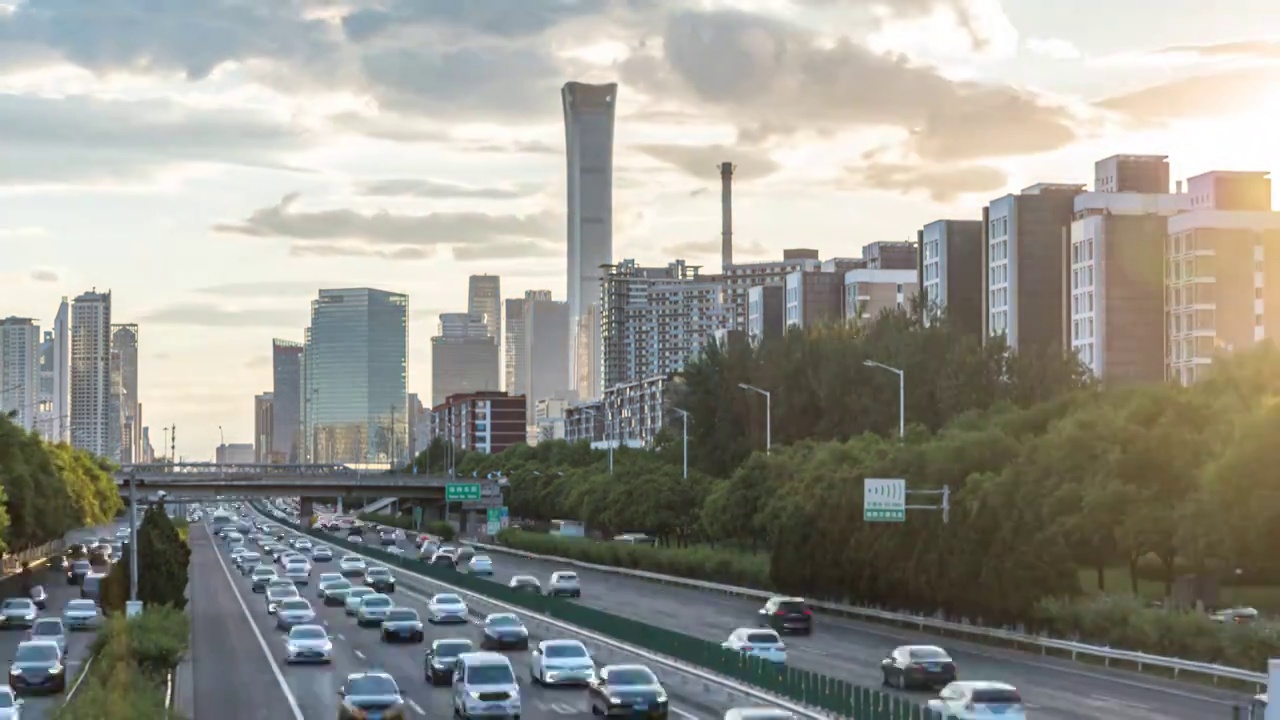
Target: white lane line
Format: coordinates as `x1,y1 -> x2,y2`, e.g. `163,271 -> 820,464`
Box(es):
408,698 -> 426,715
671,708 -> 702,720
203,522 -> 306,720
353,649 -> 366,659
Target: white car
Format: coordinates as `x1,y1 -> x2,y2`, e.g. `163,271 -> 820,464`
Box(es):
0,683 -> 21,718
722,628 -> 787,665
547,571 -> 581,598
339,556 -> 367,578
926,682 -> 1026,720
468,556 -> 494,575
283,624 -> 333,664
343,588 -> 377,615
284,562 -> 311,585
530,639 -> 596,685
426,593 -> 469,624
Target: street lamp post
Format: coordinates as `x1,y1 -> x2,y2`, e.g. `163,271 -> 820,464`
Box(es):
672,408 -> 690,479
863,360 -> 905,439
737,384 -> 771,455
128,472 -> 138,601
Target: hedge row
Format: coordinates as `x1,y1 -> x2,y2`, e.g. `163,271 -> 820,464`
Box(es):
358,512 -> 456,541
496,529 -> 1280,672
52,606 -> 189,720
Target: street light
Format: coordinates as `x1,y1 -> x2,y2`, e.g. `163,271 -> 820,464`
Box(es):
737,383 -> 771,455
672,408 -> 690,479
863,360 -> 905,439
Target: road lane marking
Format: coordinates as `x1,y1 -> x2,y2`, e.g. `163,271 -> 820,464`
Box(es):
203,521 -> 306,720
354,649 -> 366,659
408,699 -> 425,714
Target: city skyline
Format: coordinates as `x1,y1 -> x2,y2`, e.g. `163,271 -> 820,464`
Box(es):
3,1 -> 1280,453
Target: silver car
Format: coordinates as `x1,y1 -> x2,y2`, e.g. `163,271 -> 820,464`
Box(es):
61,600 -> 100,631
26,619 -> 66,655
283,624 -> 332,664
355,594 -> 394,627
0,600 -> 37,629
284,562 -> 311,586
311,546 -> 333,562
547,571 -> 581,598
426,593 -> 468,624
452,652 -> 521,719
481,613 -> 530,651
275,598 -> 316,630
530,639 -> 596,685
266,584 -> 299,614
0,684 -> 22,718
343,588 -> 377,615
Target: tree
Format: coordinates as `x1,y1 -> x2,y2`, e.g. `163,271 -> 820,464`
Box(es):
136,503 -> 190,610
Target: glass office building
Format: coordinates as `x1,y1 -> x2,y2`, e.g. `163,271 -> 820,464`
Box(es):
304,288 -> 408,466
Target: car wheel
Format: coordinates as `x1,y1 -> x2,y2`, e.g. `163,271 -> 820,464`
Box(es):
590,703 -> 602,716
531,669 -> 541,686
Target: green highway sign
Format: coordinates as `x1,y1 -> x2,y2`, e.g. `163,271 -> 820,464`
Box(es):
864,478 -> 906,522
446,483 -> 482,502
487,507 -> 502,522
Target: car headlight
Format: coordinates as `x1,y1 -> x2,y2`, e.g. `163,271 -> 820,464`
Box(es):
467,691 -> 486,700
608,696 -> 623,704
8,666 -> 19,675
656,694 -> 668,703
23,614 -> 34,621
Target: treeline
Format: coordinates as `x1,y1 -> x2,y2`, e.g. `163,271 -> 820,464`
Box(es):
0,414 -> 123,551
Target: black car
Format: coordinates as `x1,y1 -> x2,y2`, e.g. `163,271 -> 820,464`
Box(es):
880,645 -> 956,690
65,560 -> 91,586
588,665 -> 668,719
364,568 -> 396,593
9,641 -> 65,694
379,608 -> 424,643
424,638 -> 474,685
379,531 -> 397,546
758,596 -> 813,635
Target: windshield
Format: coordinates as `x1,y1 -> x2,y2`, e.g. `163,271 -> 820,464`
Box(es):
746,632 -> 782,645
488,615 -> 521,627
66,601 -> 95,612
554,573 -> 577,581
972,689 -> 1022,704
436,642 -> 472,658
280,600 -> 310,611
608,668 -> 657,686
466,664 -> 515,685
349,589 -> 374,598
33,620 -> 61,634
254,568 -> 276,577
909,647 -> 951,661
433,595 -> 461,605
544,644 -> 588,659
348,675 -> 399,696
473,556 -> 490,563
363,597 -> 391,608
367,569 -> 390,577
290,626 -> 326,640
387,610 -> 417,622
73,561 -> 90,571
324,579 -> 351,588
513,577 -> 537,585
15,644 -> 58,663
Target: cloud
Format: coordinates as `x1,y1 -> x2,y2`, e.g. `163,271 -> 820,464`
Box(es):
195,281 -> 346,299
214,193 -> 560,261
244,355 -> 270,369
340,0 -> 615,42
288,243 -> 433,261
1155,40 -> 1280,60
0,226 -> 46,238
661,238 -> 769,258
452,240 -> 559,261
0,93 -> 310,185
1025,37 -> 1081,60
622,9 -> 1079,163
794,0 -> 1004,52
28,267 -> 60,283
844,162 -> 1008,202
140,303 -> 303,328
636,144 -> 779,181
1097,68 -> 1280,123
356,179 -> 543,199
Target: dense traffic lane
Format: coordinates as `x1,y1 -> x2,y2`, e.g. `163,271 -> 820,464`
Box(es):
0,566 -> 96,720
317,528 -> 1250,720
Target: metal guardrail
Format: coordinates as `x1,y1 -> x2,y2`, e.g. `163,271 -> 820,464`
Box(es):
467,540 -> 1269,688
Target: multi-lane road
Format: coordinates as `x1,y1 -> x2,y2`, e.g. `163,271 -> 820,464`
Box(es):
192,516 -> 744,720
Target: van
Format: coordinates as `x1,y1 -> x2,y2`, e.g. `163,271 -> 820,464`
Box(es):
452,652 -> 521,719
81,573 -> 107,602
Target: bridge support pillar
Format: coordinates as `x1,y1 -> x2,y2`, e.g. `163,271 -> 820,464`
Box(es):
300,497 -> 314,524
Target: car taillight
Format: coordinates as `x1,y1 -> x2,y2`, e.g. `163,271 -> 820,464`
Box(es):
774,610 -> 787,616
740,645 -> 754,652
802,609 -> 812,615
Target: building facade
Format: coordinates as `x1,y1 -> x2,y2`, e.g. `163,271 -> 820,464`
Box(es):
50,298 -> 70,443
432,312 -> 500,407
271,339 -> 303,463
720,249 -> 823,330
216,443 -> 255,464
564,400 -> 605,444
523,297 -> 571,422
70,290 -> 112,456
467,275 -> 501,342
784,270 -> 845,330
602,374 -> 673,449
0,317 -> 39,430
505,290 -> 552,398
110,324 -> 140,464
254,392 -> 274,463
430,391 -> 527,455
746,285 -> 784,345
919,219 -> 983,334
843,269 -> 918,323
534,397 -> 571,443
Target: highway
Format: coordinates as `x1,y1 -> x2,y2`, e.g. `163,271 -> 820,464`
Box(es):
307,522 -> 1253,720
197,514 -> 743,720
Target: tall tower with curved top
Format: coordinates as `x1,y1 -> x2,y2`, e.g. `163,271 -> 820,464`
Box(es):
562,81 -> 617,402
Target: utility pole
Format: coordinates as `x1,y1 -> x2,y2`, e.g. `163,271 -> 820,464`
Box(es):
162,427 -> 168,463
128,471 -> 138,601
169,424 -> 176,468
672,409 -> 690,479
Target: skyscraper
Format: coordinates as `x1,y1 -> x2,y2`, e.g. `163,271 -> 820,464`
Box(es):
51,298 -> 70,443
0,317 -> 40,430
35,330 -> 54,437
467,275 -> 501,340
505,290 -> 552,397
110,324 -> 140,463
254,392 -> 275,463
303,288 -> 408,465
70,290 -> 112,456
523,298 -> 571,422
563,81 -> 617,401
432,313 -> 499,406
271,339 -> 304,463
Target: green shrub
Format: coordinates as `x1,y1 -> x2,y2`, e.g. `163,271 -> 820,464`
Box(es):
63,608 -> 188,720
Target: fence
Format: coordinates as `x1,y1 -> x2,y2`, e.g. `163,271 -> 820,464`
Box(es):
2,538 -> 63,575
466,540 -> 1268,688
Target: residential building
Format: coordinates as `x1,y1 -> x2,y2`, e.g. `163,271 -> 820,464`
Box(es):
600,259 -> 732,388
504,290 -> 552,397
602,374 -> 674,449
563,81 -> 617,402
983,183 -> 1086,351
0,317 -> 39,430
746,285 -> 784,345
430,391 -> 526,454
271,339 -> 304,463
216,443 -> 255,464
110,324 -> 140,464
34,331 -> 54,438
720,249 -> 823,330
254,392 -> 274,463
70,290 -> 112,456
304,288 -> 409,465
843,269 -> 919,322
564,399 -> 605,444
523,297 -> 571,423
140,426 -> 154,463
432,313 -> 500,406
1068,155 -> 1189,384
51,298 -> 70,442
860,241 -> 919,270
1167,171 -> 1280,385
534,397 -> 572,443
918,219 -> 983,334
784,270 -> 845,330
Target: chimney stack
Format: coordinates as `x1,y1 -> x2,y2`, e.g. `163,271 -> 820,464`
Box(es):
720,162 -> 735,270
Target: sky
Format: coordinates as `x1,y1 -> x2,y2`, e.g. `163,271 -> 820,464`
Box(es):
3,0 -> 1280,459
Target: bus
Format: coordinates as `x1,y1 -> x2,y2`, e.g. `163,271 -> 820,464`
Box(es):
549,519 -> 585,538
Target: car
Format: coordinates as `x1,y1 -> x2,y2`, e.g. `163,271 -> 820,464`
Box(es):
424,638 -> 474,685
0,683 -> 23,718
28,587 -> 46,611
283,624 -> 333,664
428,551 -> 455,567
588,665 -> 668,719
355,594 -> 394,627
337,671 -> 407,720
236,552 -> 262,574
311,546 -> 333,562
722,628 -> 787,665
8,640 -> 65,694
316,572 -> 344,588
467,556 -> 494,575
339,556 -> 367,578
229,546 -> 249,562
279,551 -> 306,568
285,562 -> 311,586
508,576 -> 542,594
320,579 -> 355,605
251,566 -> 278,593
380,608 -> 424,643
881,645 -> 957,691
343,588 -> 377,615
451,652 -> 520,719
61,600 -> 100,631
266,584 -> 300,614
925,682 -> 1025,720
275,598 -> 317,631
346,533 -> 363,544
0,601 -> 36,630
546,571 -> 580,598
295,539 -> 312,552
530,639 -> 596,686
418,541 -> 439,559
379,530 -> 397,546
386,546 -> 405,557
26,619 -> 66,655
65,560 -> 91,586
364,567 -> 396,593
480,613 -> 529,651
426,593 -> 468,624
758,597 -> 812,635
